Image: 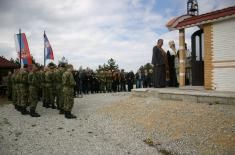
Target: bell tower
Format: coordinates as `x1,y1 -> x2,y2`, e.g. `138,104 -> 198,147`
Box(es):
187,0 -> 199,16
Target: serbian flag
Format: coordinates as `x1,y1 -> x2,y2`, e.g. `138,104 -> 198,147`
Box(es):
44,33 -> 54,60
14,33 -> 32,65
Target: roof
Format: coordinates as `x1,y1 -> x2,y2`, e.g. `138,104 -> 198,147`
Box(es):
0,56 -> 20,69
167,6 -> 235,30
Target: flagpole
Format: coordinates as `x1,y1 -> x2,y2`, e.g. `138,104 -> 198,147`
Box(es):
19,29 -> 22,68
44,30 -> 46,67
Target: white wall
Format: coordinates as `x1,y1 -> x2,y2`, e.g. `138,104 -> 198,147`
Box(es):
212,18 -> 235,92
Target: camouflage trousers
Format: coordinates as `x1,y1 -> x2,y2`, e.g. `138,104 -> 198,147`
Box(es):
63,87 -> 74,112
56,84 -> 63,109
28,86 -> 38,110
106,81 -> 112,92
45,84 -> 54,104
19,84 -> 28,108
100,82 -> 106,92
12,85 -> 17,104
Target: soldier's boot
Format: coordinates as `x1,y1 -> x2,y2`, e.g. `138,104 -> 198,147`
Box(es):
59,109 -> 64,114
42,102 -> 46,107
45,102 -> 50,108
30,109 -> 41,117
17,105 -> 22,112
21,107 -> 30,115
51,103 -> 56,109
64,111 -> 77,119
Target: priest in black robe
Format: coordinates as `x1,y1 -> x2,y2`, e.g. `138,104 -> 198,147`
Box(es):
151,39 -> 169,88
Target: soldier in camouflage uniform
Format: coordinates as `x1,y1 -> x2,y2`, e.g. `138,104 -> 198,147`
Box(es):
62,64 -> 76,119
52,67 -> 57,108
15,69 -> 21,111
99,70 -> 106,93
28,65 -> 40,117
106,70 -> 112,92
55,64 -> 65,114
18,64 -> 30,115
12,69 -> 18,108
41,68 -> 47,107
45,65 -> 56,109
7,71 -> 12,101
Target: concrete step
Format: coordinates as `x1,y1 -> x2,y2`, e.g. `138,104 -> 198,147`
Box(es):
131,88 -> 235,105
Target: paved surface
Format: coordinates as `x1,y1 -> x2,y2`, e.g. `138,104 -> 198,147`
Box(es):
0,93 -> 161,155
132,88 -> 235,105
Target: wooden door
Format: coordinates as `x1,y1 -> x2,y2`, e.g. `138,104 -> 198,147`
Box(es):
191,29 -> 204,86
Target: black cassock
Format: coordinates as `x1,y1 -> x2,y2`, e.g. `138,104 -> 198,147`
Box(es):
167,51 -> 178,87
151,46 -> 166,88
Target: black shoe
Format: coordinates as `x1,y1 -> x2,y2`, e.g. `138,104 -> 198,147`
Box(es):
59,109 -> 64,114
42,102 -> 46,107
65,111 -> 77,119
21,108 -> 30,115
51,104 -> 56,109
30,109 -> 41,117
45,103 -> 50,108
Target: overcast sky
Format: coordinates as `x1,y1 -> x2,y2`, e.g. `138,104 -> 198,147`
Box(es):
0,0 -> 234,71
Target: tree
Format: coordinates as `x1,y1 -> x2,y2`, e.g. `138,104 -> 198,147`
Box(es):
107,58 -> 118,70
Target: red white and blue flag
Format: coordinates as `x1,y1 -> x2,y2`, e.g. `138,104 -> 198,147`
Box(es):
14,33 -> 32,65
44,33 -> 54,60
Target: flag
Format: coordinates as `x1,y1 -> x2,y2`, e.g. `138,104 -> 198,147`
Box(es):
14,33 -> 32,65
44,33 -> 54,60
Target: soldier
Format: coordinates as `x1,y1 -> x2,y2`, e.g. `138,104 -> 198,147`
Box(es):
62,64 -> 76,119
28,65 -> 40,117
15,69 -> 21,111
106,70 -> 112,92
55,64 -> 65,114
99,70 -> 106,93
12,69 -> 19,109
120,69 -> 126,92
41,67 -> 47,107
7,71 -> 12,101
18,64 -> 30,115
45,64 -> 56,109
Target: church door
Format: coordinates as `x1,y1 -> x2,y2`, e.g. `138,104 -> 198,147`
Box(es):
191,29 -> 204,86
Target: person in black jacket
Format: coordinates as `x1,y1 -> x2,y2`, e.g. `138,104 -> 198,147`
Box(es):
127,71 -> 135,92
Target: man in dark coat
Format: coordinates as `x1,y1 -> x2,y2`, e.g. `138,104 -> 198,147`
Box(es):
151,39 -> 169,88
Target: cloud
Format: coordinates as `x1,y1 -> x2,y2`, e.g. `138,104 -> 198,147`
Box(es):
0,0 -> 234,71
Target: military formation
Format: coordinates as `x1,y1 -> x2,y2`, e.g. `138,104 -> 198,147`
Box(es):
7,63 -> 77,119
6,63 -> 154,119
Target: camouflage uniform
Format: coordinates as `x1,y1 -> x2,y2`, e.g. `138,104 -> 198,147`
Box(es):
15,71 -> 21,107
45,69 -> 54,108
106,71 -> 112,92
62,70 -> 75,112
18,68 -> 30,115
41,70 -> 46,106
28,71 -> 39,110
99,71 -> 106,93
55,68 -> 64,111
7,73 -> 12,100
18,69 -> 29,108
62,67 -> 76,119
52,69 -> 57,107
11,73 -> 17,104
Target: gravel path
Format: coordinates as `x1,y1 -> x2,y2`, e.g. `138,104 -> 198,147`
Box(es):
0,93 -> 162,155
1,93 -> 234,155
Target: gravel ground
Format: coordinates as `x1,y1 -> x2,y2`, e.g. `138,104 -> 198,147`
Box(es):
0,93 -> 162,155
0,93 -> 234,155
99,95 -> 235,155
